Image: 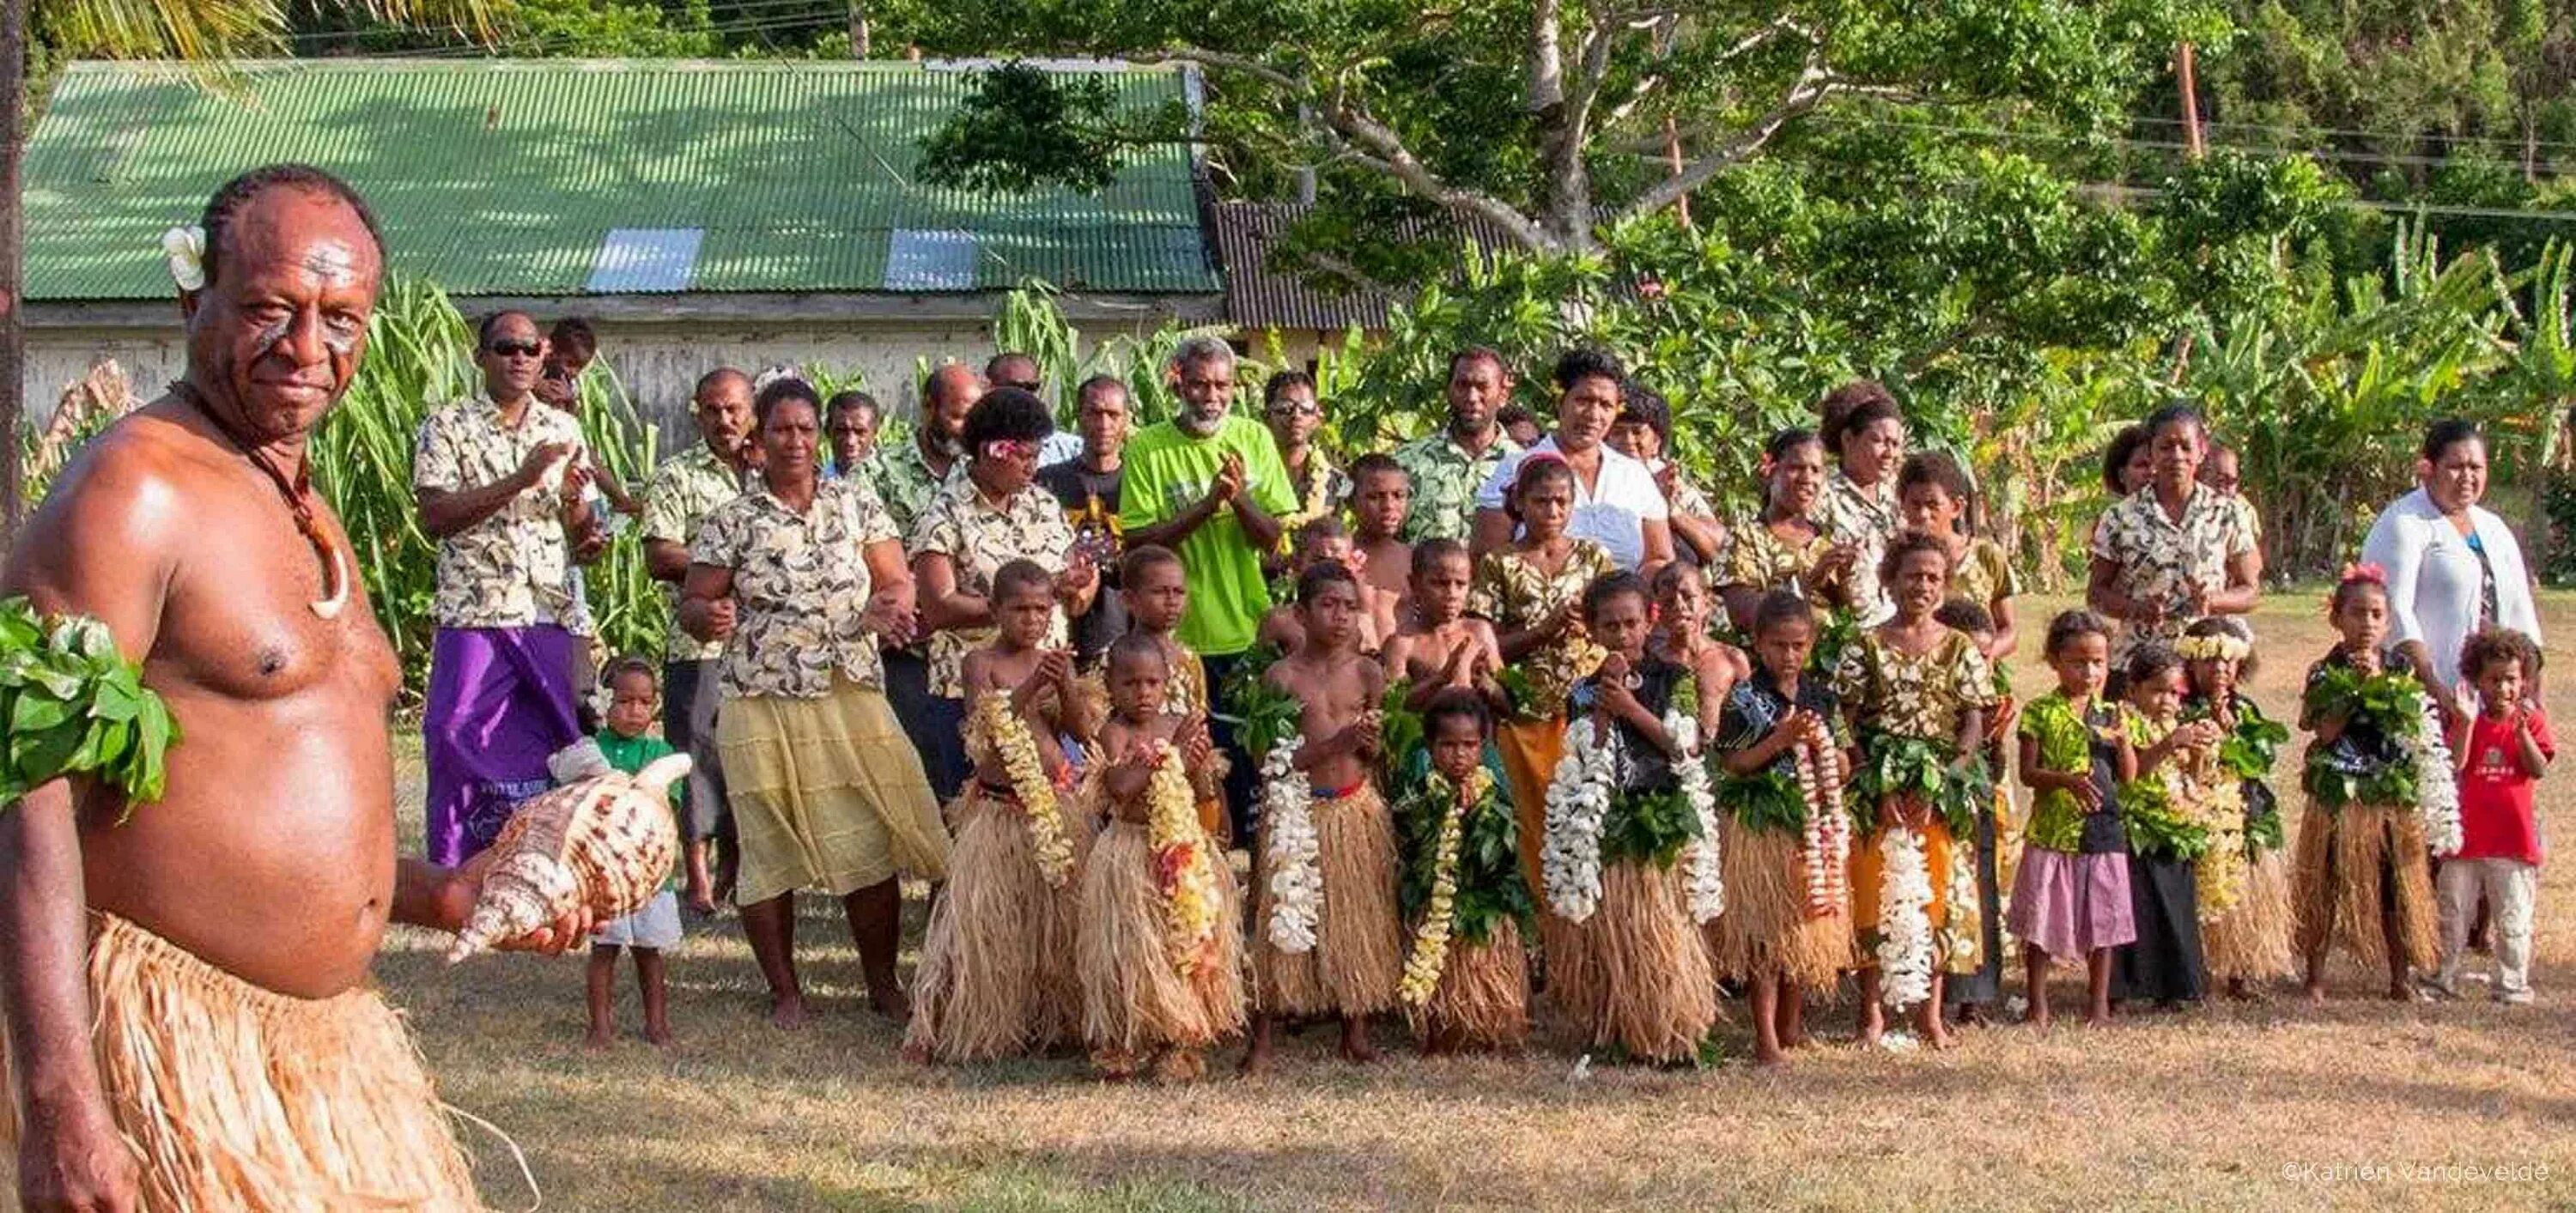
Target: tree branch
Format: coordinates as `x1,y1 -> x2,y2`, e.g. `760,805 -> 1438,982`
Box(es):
1528,0 -> 1565,112
1616,59 -> 1861,224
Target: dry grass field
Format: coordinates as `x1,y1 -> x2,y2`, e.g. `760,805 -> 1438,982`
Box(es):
378,593 -> 2576,1212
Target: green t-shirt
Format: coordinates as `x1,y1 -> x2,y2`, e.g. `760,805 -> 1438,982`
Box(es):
1118,415 -> 1296,656
595,729 -> 682,891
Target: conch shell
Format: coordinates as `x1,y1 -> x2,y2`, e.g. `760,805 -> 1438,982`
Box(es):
444,750 -> 690,963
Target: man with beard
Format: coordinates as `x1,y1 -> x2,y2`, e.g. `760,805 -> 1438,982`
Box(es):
642,367 -> 755,909
413,308 -> 609,865
1393,348 -> 1522,543
2,163 -> 586,1213
1120,337 -> 1291,838
868,362 -> 983,797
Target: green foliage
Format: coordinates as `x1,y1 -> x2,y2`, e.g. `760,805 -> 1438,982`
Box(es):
2120,772 -> 2211,860
2209,704 -> 2292,782
1599,784 -> 1704,870
2297,663 -> 2428,807
919,62 -> 1128,195
1378,677 -> 1425,780
1848,730 -> 1987,840
1218,642 -> 1297,758
1394,774 -> 1534,946
981,280 -> 1260,431
0,598 -> 180,813
1715,765 -> 1808,834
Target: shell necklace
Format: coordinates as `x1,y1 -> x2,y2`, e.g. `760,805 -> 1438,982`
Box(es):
174,381 -> 349,620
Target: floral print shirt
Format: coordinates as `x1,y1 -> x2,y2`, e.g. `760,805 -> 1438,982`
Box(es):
690,477 -> 902,700
2090,485 -> 2255,657
640,444 -> 749,663
1813,469 -> 1900,625
1392,429 -> 1521,542
1948,537 -> 2020,611
413,397 -> 590,632
1467,539 -> 1616,717
1279,449 -> 1352,535
1716,519 -> 1834,595
862,435 -> 965,547
909,478 -> 1078,698
1830,628 -> 1995,743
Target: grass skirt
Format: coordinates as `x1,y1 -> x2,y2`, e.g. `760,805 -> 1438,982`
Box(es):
1078,819 -> 1247,1067
1707,818 -> 1851,994
1553,860 -> 1718,1064
1253,784 -> 1405,1017
904,785 -> 1094,1062
1,913 -> 485,1211
1414,918 -> 1532,1052
2292,799 -> 2439,972
718,676 -> 951,904
2205,846 -> 2298,981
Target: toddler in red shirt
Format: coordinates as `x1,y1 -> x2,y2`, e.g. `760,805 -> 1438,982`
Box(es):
2435,628 -> 2554,1004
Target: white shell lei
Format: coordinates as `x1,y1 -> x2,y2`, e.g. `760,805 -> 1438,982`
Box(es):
1260,737 -> 1324,953
2414,694 -> 2464,858
1672,712 -> 1725,925
1540,718 -> 1614,922
1874,825 -> 1936,1011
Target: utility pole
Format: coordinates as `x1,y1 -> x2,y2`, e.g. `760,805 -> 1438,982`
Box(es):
2177,42 -> 2205,160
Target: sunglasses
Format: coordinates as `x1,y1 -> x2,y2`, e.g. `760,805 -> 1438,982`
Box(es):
486,341 -> 542,358
1268,399 -> 1321,418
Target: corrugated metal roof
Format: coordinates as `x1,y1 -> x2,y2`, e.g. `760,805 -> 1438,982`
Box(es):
24,58 -> 1219,301
1214,200 -> 1518,331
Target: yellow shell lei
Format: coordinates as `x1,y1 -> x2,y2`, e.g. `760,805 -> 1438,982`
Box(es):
973,694 -> 1077,889
2185,742 -> 2248,920
1144,743 -> 1223,977
1398,767 -> 1493,1008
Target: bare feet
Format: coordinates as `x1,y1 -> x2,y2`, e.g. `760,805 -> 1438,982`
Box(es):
899,1040 -> 932,1065
1753,1042 -> 1787,1068
584,1026 -> 615,1050
769,994 -> 810,1030
1240,1017 -> 1275,1076
1921,1016 -> 1954,1051
645,1022 -> 674,1048
2384,982 -> 2416,1003
1339,1018 -> 1379,1064
2024,1007 -> 2051,1031
868,987 -> 913,1022
2303,980 -> 2327,1004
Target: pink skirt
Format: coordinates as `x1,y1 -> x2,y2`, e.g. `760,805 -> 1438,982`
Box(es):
2008,848 -> 2136,959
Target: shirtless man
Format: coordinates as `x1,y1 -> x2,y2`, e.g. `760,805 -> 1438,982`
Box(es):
2,165 -> 583,1213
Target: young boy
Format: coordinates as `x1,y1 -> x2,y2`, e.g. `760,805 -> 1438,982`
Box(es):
589,658 -> 685,1048
1116,543 -> 1224,843
1398,689 -> 1534,1054
2437,628 -> 2554,1004
1381,539 -> 1504,713
907,561 -> 1089,1064
1259,518 -> 1399,655
1348,453 -> 1415,608
1247,561 -> 1402,1072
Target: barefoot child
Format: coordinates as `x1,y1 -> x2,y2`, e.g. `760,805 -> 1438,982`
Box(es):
2113,643 -> 2221,1009
1543,571 -> 1723,1064
1248,562 -> 1404,1071
1396,690 -> 1535,1052
1832,532 -> 1995,1049
1710,591 -> 1856,1065
2295,566 -> 2443,1001
906,561 -> 1092,1063
2009,611 -> 2136,1028
2435,628 -> 2554,1004
1349,453 -> 1416,609
2181,617 -> 2298,996
1382,539 -> 1505,713
588,658 -> 686,1047
1118,543 -> 1228,840
1078,634 -> 1246,1080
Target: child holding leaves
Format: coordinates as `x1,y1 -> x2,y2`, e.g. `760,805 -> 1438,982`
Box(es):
2180,616 -> 2299,995
1395,690 -> 1536,1053
2113,643 -> 2222,1009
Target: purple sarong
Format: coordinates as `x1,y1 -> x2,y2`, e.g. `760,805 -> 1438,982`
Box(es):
424,625 -> 582,865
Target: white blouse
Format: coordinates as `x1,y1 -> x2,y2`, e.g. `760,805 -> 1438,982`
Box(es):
1474,437 -> 1670,570
2360,487 -> 2543,691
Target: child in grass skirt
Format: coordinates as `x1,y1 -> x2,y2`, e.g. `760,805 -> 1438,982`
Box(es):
1397,690 -> 1537,1052
2180,616 -> 2299,995
1542,572 -> 1722,1064
1247,562 -> 1406,1071
1077,634 -> 1245,1081
905,561 -> 1097,1064
2295,566 -> 2443,1002
1710,590 -> 1856,1066
1832,532 -> 1996,1051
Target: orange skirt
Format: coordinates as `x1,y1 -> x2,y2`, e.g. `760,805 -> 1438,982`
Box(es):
1496,716 -> 1568,895
1850,818 -> 1961,956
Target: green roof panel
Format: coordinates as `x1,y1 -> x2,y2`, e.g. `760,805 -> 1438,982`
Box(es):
24,58 -> 1218,300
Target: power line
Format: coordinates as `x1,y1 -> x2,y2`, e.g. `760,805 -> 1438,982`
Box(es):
1815,113 -> 2576,179
2130,113 -> 2576,159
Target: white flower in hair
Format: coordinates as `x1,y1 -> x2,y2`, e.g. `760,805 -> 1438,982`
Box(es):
161,225 -> 207,292
752,365 -> 806,393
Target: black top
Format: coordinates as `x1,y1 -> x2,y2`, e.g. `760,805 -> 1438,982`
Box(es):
2070,698 -> 2129,855
1036,459 -> 1128,662
1712,669 -> 1844,779
1571,654 -> 1689,797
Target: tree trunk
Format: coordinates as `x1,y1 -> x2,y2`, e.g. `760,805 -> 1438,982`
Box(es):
2,0 -> 24,550
847,1 -> 870,58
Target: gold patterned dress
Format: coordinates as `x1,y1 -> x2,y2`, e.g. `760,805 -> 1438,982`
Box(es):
1467,539 -> 1617,893
1832,629 -> 1996,979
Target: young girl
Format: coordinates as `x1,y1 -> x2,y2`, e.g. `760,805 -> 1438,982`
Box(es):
2295,566 -> 2443,1001
2009,611 -> 2136,1028
2437,628 -> 2554,1004
1396,690 -> 1535,1053
2180,616 -> 2298,997
1832,531 -> 1994,1049
1932,598 -> 2012,1023
1649,561 -> 1751,710
905,561 -> 1091,1064
1710,591 -> 1856,1065
1077,634 -> 1243,1081
1717,429 -> 1854,636
1542,572 -> 1722,1064
1116,544 -> 1226,840
1468,453 -> 1617,896
1248,562 -> 1403,1072
1898,451 -> 2017,660
1382,539 -> 1505,713
588,658 -> 686,1048
2113,644 -> 2221,1010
